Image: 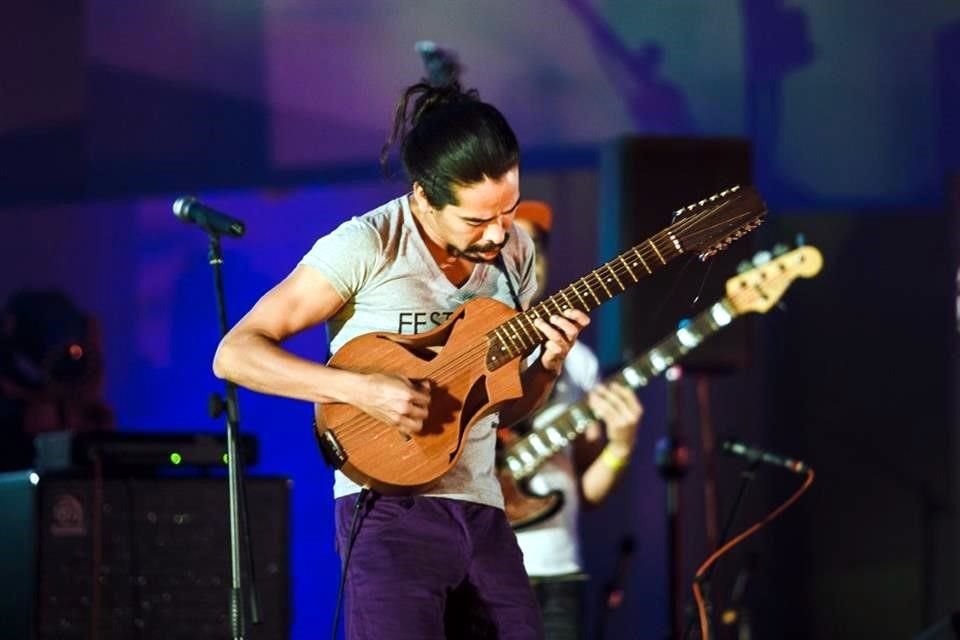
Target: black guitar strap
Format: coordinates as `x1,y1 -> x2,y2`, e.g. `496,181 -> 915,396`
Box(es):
497,252 -> 525,312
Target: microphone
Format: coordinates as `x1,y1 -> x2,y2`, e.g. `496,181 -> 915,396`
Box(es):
721,438 -> 809,474
172,196 -> 246,238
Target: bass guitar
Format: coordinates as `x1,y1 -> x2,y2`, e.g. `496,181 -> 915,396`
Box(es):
500,245 -> 824,529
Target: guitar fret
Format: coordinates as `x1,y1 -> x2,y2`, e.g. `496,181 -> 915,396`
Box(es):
546,296 -> 564,316
569,285 -> 590,310
505,455 -> 524,475
618,255 -> 638,282
569,404 -> 594,431
519,448 -> 536,467
514,316 -> 536,344
523,313 -> 543,340
528,306 -> 544,322
558,290 -> 576,311
544,425 -> 568,447
528,433 -> 551,456
592,269 -> 612,298
494,326 -> 518,356
579,278 -> 602,306
632,247 -> 652,273
502,323 -> 523,352
507,319 -> 531,352
648,239 -> 666,264
622,365 -> 647,388
605,263 -> 625,291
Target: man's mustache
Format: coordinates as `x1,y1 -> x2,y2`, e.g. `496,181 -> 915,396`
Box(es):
462,234 -> 510,255
446,234 -> 511,261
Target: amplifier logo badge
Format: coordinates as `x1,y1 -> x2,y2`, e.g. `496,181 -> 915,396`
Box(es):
51,494 -> 86,536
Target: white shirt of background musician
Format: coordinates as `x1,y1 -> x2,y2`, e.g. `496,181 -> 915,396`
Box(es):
516,341 -> 599,576
300,194 -> 538,508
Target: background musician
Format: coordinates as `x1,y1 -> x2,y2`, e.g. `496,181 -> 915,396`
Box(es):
510,201 -> 644,640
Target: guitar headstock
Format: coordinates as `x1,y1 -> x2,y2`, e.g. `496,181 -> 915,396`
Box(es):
725,245 -> 824,314
668,186 -> 768,261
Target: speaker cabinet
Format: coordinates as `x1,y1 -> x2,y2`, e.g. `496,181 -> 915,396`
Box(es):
596,136 -> 756,371
0,472 -> 290,640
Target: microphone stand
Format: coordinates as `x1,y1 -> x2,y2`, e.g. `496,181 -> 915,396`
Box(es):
655,366 -> 691,640
680,460 -> 760,640
206,231 -> 261,639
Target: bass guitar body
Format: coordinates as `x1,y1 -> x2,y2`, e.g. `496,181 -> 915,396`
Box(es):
315,297 -> 525,494
498,468 -> 564,530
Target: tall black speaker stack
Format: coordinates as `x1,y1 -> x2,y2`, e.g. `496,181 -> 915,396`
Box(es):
595,136 -> 756,370
0,470 -> 290,639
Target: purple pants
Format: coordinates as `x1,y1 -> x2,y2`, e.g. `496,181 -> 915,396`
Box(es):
335,494 -> 544,640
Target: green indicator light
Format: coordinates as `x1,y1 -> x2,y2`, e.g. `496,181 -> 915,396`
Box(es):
222,453 -> 229,464
170,452 -> 182,465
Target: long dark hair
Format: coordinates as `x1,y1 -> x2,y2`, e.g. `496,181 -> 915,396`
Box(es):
380,81 -> 519,209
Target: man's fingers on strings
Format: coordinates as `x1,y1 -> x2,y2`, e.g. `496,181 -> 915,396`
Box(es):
406,402 -> 429,420
548,314 -> 581,340
560,307 -> 590,329
534,317 -> 571,347
410,379 -> 433,406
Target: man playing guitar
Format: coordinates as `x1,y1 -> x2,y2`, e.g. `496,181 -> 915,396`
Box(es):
213,80 -> 589,639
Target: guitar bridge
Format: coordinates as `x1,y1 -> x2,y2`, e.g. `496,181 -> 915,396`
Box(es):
316,427 -> 347,469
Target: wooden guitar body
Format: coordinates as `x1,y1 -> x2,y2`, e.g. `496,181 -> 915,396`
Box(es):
315,297 -> 525,494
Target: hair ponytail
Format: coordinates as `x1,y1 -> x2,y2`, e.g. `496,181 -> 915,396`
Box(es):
380,80 -> 518,209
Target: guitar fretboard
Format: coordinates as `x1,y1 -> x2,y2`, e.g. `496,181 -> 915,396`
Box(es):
483,185 -> 764,370
502,299 -> 740,480
485,230 -> 686,370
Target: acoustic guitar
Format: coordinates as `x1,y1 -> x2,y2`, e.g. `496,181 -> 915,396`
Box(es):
315,186 -> 767,494
499,245 -> 824,528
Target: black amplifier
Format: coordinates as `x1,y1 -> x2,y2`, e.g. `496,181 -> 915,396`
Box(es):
33,431 -> 258,473
0,471 -> 290,640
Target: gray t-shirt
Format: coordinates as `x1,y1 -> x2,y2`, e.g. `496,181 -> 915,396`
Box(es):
300,194 -> 538,508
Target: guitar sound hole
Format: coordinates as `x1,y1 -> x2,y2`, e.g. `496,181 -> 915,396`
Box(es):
407,346 -> 439,362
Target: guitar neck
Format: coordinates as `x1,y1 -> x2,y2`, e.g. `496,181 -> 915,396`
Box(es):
486,229 -> 686,370
502,298 -> 741,480
484,185 -> 765,370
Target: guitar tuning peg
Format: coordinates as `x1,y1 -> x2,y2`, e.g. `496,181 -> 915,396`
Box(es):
736,260 -> 752,274
794,232 -> 807,247
772,243 -> 789,257
752,251 -> 772,267
776,301 -> 788,312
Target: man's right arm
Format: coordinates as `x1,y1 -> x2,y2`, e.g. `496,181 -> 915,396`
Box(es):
212,265 -> 430,434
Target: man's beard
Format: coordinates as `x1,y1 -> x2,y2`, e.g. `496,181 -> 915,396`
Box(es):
446,234 -> 510,264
